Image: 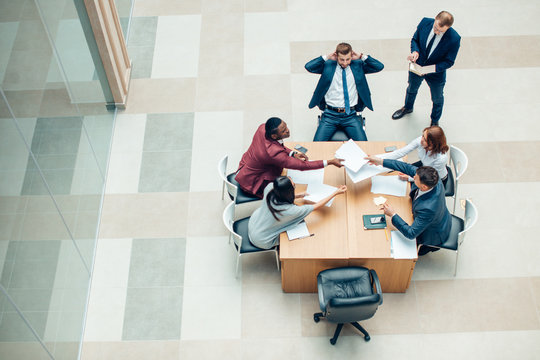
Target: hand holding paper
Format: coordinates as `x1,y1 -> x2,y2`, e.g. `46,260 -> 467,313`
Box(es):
373,196 -> 387,206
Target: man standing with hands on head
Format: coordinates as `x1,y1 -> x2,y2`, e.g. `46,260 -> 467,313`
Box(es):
392,11 -> 461,126
365,155 -> 451,256
306,43 -> 384,141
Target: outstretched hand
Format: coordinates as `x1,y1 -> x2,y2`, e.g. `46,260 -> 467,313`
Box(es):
364,155 -> 383,166
329,158 -> 344,167
335,185 -> 347,195
294,152 -> 309,161
379,202 -> 395,217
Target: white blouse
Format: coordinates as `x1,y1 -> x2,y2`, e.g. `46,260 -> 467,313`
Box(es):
386,137 -> 448,179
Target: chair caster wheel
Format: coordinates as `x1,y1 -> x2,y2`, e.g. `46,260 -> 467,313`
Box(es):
364,335 -> 370,342
313,314 -> 320,323
330,338 -> 336,345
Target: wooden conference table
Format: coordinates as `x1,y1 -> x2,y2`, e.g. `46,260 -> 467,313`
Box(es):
280,141 -> 416,293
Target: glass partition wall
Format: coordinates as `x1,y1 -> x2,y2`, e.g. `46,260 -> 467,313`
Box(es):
0,0 -> 132,358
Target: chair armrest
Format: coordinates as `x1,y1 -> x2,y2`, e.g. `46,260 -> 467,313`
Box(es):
329,293 -> 381,308
370,269 -> 383,305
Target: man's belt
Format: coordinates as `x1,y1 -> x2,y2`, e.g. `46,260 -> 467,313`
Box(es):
326,105 -> 355,113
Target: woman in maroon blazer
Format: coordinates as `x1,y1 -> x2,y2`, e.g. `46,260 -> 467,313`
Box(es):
235,117 -> 343,198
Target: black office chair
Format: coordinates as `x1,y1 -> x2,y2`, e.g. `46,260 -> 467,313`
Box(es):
317,115 -> 366,142
313,266 -> 383,345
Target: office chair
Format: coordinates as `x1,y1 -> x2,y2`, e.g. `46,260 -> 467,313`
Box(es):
222,201 -> 280,278
317,114 -> 366,142
419,199 -> 478,276
444,145 -> 468,214
313,266 -> 383,345
217,155 -> 261,219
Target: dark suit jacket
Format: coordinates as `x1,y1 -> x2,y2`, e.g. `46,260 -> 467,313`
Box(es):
305,55 -> 384,112
383,159 -> 451,247
236,124 -> 325,197
412,17 -> 461,82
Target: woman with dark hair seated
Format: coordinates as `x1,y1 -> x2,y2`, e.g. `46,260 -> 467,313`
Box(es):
248,176 -> 346,250
382,125 -> 450,185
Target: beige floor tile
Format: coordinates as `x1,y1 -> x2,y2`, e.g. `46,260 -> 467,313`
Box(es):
0,90 -> 43,118
242,338 -> 302,359
244,41 -> 290,75
133,0 -> 201,16
198,41 -> 243,78
415,278 -> 540,333
84,287 -> 127,341
200,13 -> 243,44
99,193 -> 189,238
375,39 -> 409,72
195,76 -> 244,111
290,41 -> 340,74
179,339 -> 241,360
82,341 -> 180,360
242,284 -> 301,338
125,78 -> 196,114
451,142 -> 504,184
244,12 -> 289,43
38,88 -> 81,118
498,141 -> 540,182
530,277 -> 540,315
244,75 -> 291,111
300,293 -> 357,338
187,191 -> 228,236
3,49 -> 52,91
245,0 -> 287,12
201,0 -> 243,13
421,330 -> 540,360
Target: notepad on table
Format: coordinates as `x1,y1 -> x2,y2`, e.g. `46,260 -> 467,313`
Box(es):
286,221 -> 312,240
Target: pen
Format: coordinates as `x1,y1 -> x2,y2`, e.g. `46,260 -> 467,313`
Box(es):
297,233 -> 315,240
384,228 -> 390,242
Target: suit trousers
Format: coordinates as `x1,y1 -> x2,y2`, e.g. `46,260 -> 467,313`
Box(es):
404,72 -> 445,124
313,109 -> 367,141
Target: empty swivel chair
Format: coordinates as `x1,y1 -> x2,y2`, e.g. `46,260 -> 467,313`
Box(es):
313,266 -> 383,345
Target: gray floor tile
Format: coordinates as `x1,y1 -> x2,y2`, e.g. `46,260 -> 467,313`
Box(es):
0,311 -> 48,341
128,45 -> 155,79
138,150 -> 192,192
122,287 -> 183,341
128,16 -> 158,47
143,113 -> 194,151
128,238 -> 186,287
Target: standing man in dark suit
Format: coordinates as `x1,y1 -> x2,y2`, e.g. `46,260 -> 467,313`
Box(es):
366,156 -> 451,255
392,11 -> 461,126
235,117 -> 343,198
306,43 -> 384,141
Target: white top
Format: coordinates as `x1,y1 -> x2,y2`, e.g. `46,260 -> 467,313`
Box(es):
385,136 -> 448,179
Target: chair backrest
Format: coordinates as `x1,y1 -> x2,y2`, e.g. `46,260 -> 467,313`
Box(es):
458,199 -> 478,244
326,293 -> 381,323
449,145 -> 468,180
217,155 -> 238,199
222,201 -> 242,249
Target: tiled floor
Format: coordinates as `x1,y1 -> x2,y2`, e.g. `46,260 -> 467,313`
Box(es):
83,1 -> 540,359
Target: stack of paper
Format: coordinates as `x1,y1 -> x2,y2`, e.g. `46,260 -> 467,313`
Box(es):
286,221 -> 311,240
390,231 -> 417,259
304,183 -> 337,207
335,139 -> 368,172
371,175 -> 408,197
344,152 -> 401,184
287,167 -> 325,185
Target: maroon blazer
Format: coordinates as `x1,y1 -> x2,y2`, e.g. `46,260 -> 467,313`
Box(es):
236,124 -> 325,197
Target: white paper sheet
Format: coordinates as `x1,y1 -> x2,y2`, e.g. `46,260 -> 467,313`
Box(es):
390,231 -> 417,259
344,153 -> 402,183
286,221 -> 312,240
373,196 -> 387,206
304,183 -> 337,207
286,167 -> 324,185
335,139 -> 368,172
371,175 -> 408,197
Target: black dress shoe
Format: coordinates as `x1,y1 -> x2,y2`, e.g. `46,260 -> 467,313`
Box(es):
392,107 -> 413,120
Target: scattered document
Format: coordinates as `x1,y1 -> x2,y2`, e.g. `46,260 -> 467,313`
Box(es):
373,196 -> 387,206
287,167 -> 324,185
335,139 -> 368,172
409,62 -> 436,76
344,153 -> 403,184
391,231 -> 417,259
371,175 -> 408,197
286,221 -> 311,240
304,183 -> 337,207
